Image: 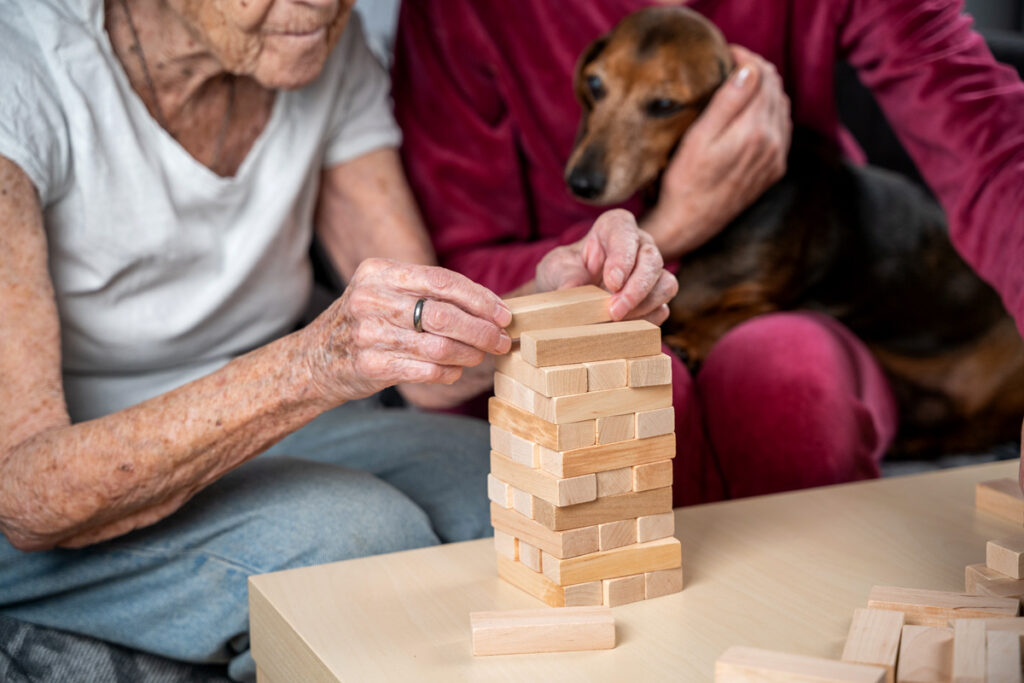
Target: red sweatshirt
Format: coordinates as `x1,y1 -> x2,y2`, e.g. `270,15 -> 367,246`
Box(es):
392,0 -> 1024,336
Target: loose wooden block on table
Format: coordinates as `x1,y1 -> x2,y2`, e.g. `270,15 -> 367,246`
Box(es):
627,354 -> 672,387
867,586 -> 1020,627
976,479 -> 1024,525
988,536 -> 1024,580
633,460 -> 673,492
530,384 -> 673,424
520,320 -> 662,367
469,605 -> 615,656
965,563 -> 1024,602
952,619 -> 987,683
897,625 -> 953,683
715,646 -> 886,682
533,486 -> 673,531
539,433 -> 676,478
987,629 -> 1023,682
598,519 -> 636,551
502,285 -> 612,340
491,451 -> 597,507
596,414 -> 634,445
585,359 -> 627,391
491,503 -> 600,559
644,567 -> 683,599
489,398 -> 595,452
541,536 -> 681,586
603,574 -> 645,607
841,608 -> 904,683
637,511 -> 675,543
596,467 -> 633,498
495,349 -> 588,397
490,424 -> 537,468
635,406 -> 675,439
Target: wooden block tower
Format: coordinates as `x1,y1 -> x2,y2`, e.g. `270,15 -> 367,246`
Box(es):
487,286 -> 683,607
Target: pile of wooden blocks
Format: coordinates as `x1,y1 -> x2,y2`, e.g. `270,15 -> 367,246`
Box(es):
486,285 -> 683,608
972,479 -> 1024,603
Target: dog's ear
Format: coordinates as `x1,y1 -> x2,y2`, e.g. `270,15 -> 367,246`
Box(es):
573,35 -> 609,107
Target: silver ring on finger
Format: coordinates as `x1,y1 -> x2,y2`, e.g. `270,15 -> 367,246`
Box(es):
413,298 -> 427,333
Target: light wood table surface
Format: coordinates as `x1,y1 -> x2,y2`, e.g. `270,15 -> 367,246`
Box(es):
249,460 -> 1021,682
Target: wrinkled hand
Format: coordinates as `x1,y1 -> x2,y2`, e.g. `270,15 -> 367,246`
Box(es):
302,258 -> 512,406
644,45 -> 792,260
535,209 -> 678,324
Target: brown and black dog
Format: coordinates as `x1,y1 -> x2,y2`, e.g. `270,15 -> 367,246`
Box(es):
566,6 -> 1024,455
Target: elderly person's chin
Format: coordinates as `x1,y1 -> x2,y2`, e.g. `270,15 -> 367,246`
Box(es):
255,30 -> 342,89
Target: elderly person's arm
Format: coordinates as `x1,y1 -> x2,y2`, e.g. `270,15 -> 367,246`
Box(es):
0,154 -> 512,552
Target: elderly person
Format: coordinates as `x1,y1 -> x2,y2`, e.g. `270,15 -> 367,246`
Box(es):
0,0 -> 673,679
392,0 -> 1024,505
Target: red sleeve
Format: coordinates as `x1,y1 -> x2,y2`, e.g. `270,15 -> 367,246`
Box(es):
391,1 -> 591,295
839,0 -> 1024,335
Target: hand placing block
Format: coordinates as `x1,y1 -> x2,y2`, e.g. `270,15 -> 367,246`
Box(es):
988,535 -> 1024,579
470,606 -> 615,655
520,320 -> 661,367
715,646 -> 886,682
841,608 -> 904,683
502,285 -> 612,339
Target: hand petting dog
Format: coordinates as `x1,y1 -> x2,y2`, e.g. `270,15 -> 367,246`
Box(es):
644,45 -> 792,261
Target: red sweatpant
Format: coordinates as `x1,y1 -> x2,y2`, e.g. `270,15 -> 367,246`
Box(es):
670,312 -> 898,506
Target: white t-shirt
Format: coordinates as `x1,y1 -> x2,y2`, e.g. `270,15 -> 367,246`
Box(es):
0,0 -> 401,422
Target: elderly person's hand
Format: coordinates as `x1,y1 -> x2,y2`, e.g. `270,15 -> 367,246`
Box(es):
643,45 -> 792,261
302,258 -> 512,405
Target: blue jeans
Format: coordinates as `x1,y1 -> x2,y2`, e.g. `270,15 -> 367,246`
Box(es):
0,396 -> 492,680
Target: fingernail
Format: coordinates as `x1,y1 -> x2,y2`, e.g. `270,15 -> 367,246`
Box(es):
497,331 -> 512,353
609,298 -> 628,320
495,304 -> 512,326
733,65 -> 751,88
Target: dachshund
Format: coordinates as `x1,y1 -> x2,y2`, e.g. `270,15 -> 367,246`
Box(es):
566,6 -> 1024,455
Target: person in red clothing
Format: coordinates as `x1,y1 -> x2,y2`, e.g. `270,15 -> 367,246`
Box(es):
391,0 -> 1024,505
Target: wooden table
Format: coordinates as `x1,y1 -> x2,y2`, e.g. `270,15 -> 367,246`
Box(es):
249,461 -> 1021,682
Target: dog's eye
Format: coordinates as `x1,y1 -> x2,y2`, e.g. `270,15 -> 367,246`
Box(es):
586,74 -> 605,101
645,98 -> 684,118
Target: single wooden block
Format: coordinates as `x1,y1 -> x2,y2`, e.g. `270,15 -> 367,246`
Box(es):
502,285 -> 612,340
841,608 -> 904,683
493,529 -> 518,561
976,479 -> 1024,525
490,424 -> 538,468
897,625 -> 954,683
489,397 -> 595,452
495,348 -> 589,397
635,406 -> 675,439
637,511 -> 675,543
586,359 -> 628,391
633,460 -> 673,492
470,605 -> 615,656
975,617 -> 1024,633
563,581 -> 604,607
541,537 -> 681,587
518,540 -> 541,572
965,563 -> 1024,602
867,586 -> 1020,627
533,487 -> 673,531
603,574 -> 645,607
596,467 -> 633,497
644,567 -> 684,600
491,503 -> 600,559
497,554 -> 566,607
598,519 -> 637,551
952,618 -> 987,683
531,384 -> 672,425
487,474 -> 513,509
987,629 -> 1023,682
715,646 -> 886,682
491,451 -> 597,507
493,371 -> 537,414
596,413 -> 635,445
538,433 -> 676,478
627,354 -> 672,387
520,320 -> 662,367
988,536 -> 1024,580
511,487 -> 534,519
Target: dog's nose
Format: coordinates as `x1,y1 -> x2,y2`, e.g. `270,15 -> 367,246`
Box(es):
567,167 -> 607,200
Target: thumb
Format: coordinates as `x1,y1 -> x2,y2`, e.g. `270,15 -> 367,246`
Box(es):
691,61 -> 759,140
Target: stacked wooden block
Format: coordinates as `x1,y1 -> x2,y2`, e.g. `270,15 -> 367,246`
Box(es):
487,286 -> 683,608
